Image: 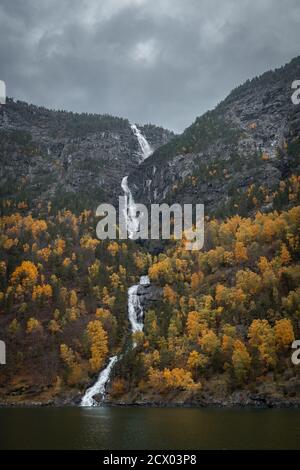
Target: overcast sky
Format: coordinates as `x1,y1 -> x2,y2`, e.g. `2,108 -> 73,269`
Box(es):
1,0 -> 300,132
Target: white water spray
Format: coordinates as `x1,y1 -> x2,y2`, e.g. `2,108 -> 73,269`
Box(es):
81,275 -> 150,406
121,176 -> 139,239
128,275 -> 150,334
122,125 -> 153,239
131,124 -> 153,161
81,356 -> 118,407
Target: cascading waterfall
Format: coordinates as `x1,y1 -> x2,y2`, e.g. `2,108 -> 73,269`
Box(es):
121,176 -> 139,239
81,274 -> 150,407
122,125 -> 153,336
131,124 -> 153,160
80,356 -> 118,407
122,125 -> 153,239
81,125 -> 153,407
128,275 -> 150,334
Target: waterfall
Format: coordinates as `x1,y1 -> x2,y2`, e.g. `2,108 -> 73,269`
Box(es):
80,275 -> 150,406
131,124 -> 153,161
122,125 -> 153,239
121,176 -> 139,239
81,356 -> 118,407
81,126 -> 152,407
122,126 -> 152,331
128,275 -> 150,334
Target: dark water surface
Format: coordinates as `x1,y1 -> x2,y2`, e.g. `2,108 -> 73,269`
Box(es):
0,406 -> 299,450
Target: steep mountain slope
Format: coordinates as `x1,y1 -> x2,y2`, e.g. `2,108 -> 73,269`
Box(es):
0,100 -> 174,213
129,56 -> 300,217
1,58 -> 300,407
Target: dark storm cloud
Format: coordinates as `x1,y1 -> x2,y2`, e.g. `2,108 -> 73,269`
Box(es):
1,0 -> 300,132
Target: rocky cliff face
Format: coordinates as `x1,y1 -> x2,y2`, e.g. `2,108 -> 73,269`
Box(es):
0,100 -> 174,213
2,57 -> 299,219
129,56 -> 300,217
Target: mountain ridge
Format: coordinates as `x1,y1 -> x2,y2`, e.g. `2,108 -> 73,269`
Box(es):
0,98 -> 174,214
129,55 -> 300,218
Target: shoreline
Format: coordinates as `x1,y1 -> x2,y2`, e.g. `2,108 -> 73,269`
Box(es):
1,397 -> 300,409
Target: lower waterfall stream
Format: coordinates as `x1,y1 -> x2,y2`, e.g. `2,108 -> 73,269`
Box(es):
80,275 -> 150,407
80,356 -> 118,407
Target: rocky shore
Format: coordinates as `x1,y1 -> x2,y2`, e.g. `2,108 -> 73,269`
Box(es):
1,380 -> 300,408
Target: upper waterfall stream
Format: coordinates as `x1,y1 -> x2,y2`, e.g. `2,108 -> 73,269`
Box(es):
131,124 -> 153,160
81,125 -> 153,407
128,275 -> 150,334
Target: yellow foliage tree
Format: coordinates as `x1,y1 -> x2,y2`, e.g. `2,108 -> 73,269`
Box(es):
232,340 -> 251,383
48,319 -> 61,334
274,319 -> 295,351
236,269 -> 261,296
248,319 -> 276,368
32,284 -> 52,302
186,311 -> 207,341
87,320 -> 108,372
11,261 -> 38,290
163,285 -> 177,305
280,244 -> 291,266
191,271 -> 204,290
60,344 -> 75,367
199,329 -> 220,355
187,350 -> 207,372
148,367 -> 199,392
234,241 -> 248,263
69,290 -> 78,308
26,317 -> 43,334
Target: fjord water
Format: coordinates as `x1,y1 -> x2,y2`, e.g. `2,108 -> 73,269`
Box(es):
0,407 -> 300,450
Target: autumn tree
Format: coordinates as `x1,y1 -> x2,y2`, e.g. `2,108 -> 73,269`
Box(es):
163,285 -> 177,305
221,324 -> 237,361
60,344 -> 84,385
148,367 -> 199,392
199,329 -> 220,356
186,311 -> 207,341
48,319 -> 61,334
191,272 -> 204,291
144,310 -> 160,346
26,317 -> 43,334
232,340 -> 251,383
280,244 -> 291,265
248,319 -> 276,369
69,290 -> 78,308
187,350 -> 207,377
87,320 -> 108,372
95,308 -> 117,345
236,269 -> 261,296
234,241 -> 248,263
274,319 -> 295,351
11,261 -> 38,290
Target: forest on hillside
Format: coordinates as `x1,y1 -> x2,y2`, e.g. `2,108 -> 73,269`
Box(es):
0,174 -> 300,404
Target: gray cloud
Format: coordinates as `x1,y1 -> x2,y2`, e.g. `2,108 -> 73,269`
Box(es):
1,0 -> 300,132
